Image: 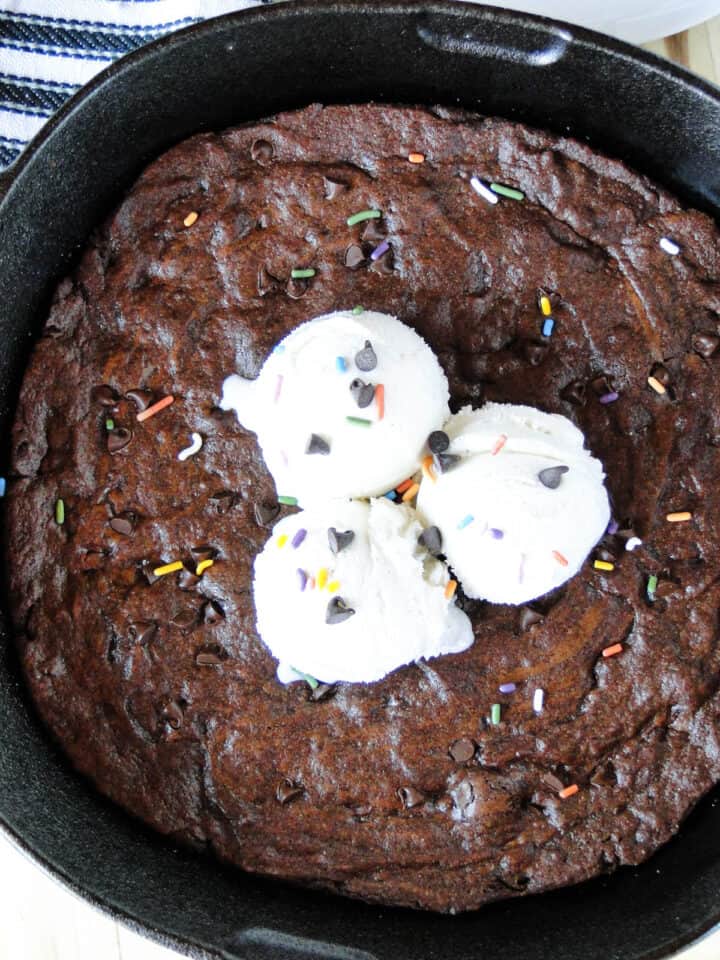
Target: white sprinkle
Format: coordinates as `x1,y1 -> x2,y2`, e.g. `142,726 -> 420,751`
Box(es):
177,431 -> 203,461
470,176 -> 499,205
533,688 -> 545,713
626,536 -> 643,552
659,237 -> 680,256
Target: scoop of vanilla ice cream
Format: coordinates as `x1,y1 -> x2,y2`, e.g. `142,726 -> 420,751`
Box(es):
253,497 -> 473,684
220,310 -> 449,506
416,403 -> 611,605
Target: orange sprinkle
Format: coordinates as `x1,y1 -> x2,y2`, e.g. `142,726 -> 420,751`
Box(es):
401,482 -> 420,503
558,784 -> 579,800
647,376 -> 666,395
376,383 -> 385,421
602,643 -> 623,658
666,511 -> 692,523
552,550 -> 569,567
307,576 -> 315,590
444,579 -> 457,600
136,395 -> 174,423
183,211 -> 198,227
421,455 -> 437,484
408,152 -> 425,164
395,477 -> 415,494
491,434 -> 508,456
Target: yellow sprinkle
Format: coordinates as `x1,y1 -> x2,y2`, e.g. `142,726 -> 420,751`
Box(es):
153,560 -> 183,577
183,211 -> 198,227
317,567 -> 329,590
593,560 -> 615,572
327,580 -> 341,593
195,559 -> 214,576
277,534 -> 289,548
401,482 -> 420,503
444,579 -> 457,600
666,511 -> 692,523
540,295 -> 552,317
647,376 -> 667,395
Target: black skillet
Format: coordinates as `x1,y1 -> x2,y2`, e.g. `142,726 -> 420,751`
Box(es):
1,3 -> 720,958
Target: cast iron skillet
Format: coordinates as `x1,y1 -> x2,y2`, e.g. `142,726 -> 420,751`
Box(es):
2,2 -> 720,957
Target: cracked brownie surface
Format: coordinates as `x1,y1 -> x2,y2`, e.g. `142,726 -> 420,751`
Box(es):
7,103 -> 720,911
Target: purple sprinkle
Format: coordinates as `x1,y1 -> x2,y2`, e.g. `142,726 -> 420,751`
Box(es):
490,528 -> 504,540
518,553 -> 526,584
499,682 -> 517,694
599,391 -> 619,405
370,240 -> 390,261
296,568 -> 308,591
291,528 -> 307,549
607,519 -> 619,535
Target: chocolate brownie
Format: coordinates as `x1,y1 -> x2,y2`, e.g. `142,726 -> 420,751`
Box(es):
8,103 -> 720,912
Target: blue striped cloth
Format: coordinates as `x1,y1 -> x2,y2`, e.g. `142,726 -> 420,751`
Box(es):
0,0 -> 268,170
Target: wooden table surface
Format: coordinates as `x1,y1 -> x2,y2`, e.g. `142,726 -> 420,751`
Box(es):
2,15 -> 720,960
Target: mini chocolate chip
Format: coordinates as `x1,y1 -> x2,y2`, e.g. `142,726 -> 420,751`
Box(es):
276,779 -> 304,804
591,374 -> 614,396
449,738 -> 476,763
523,341 -> 548,366
651,363 -> 672,386
250,138 -> 274,164
210,491 -> 235,514
542,772 -> 565,792
191,544 -> 217,562
254,501 -> 281,526
308,682 -> 336,702
344,244 -> 366,269
595,546 -> 617,563
520,607 -> 544,631
692,332 -> 720,358
355,340 -> 377,372
397,786 -> 425,809
560,380 -> 587,405
170,609 -> 198,633
360,219 -> 385,243
323,177 -> 347,200
160,700 -> 184,730
178,568 -> 201,591
306,433 -> 331,455
257,264 -> 281,297
131,621 -> 157,644
428,430 -> 450,454
141,561 -> 160,585
92,384 -> 119,407
328,528 -> 355,554
125,389 -> 154,411
433,452 -> 461,474
538,465 -> 569,489
326,596 -> 355,624
286,277 -> 309,299
209,406 -> 237,426
107,427 -> 133,454
195,649 -> 224,665
202,600 -> 225,624
109,515 -> 134,536
371,250 -> 394,275
419,525 -> 443,556
349,379 -> 375,408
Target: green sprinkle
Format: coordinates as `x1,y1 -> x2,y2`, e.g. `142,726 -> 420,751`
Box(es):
55,498 -> 65,525
647,574 -> 658,600
278,495 -> 298,507
347,209 -> 382,227
290,666 -> 319,690
290,268 -> 316,279
490,703 -> 501,725
490,182 -> 525,201
352,305 -> 364,315
105,418 -> 115,431
346,416 -> 372,427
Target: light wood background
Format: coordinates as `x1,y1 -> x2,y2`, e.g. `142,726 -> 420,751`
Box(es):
2,15 -> 720,960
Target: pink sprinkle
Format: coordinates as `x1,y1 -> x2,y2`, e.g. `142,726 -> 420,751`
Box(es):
499,682 -> 517,694
370,239 -> 390,261
274,374 -> 284,403
491,434 -> 508,456
599,392 -> 619,405
533,688 -> 545,713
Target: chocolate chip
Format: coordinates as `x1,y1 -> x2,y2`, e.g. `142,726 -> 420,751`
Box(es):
306,433 -> 331,455
92,384 -> 119,407
349,379 -> 375,408
520,606 -> 544,631
210,491 -> 235,514
344,244 -> 366,269
254,501 -> 280,526
433,452 -> 461,474
355,340 -> 377,372
125,389 -> 154,411
360,219 -> 385,243
370,249 -> 394,275
397,786 -> 425,809
178,568 -> 201,591
323,177 -> 347,200
286,277 -> 308,299
109,515 -> 134,535
130,621 -> 157,644
591,374 -> 614,396
542,772 -> 565,792
692,332 -> 720,358
276,779 -> 304,804
250,138 -> 274,164
326,596 -> 355,624
107,427 -> 132,454
328,528 -> 355,554
419,525 -> 443,556
160,700 -> 184,730
195,649 -> 224,665
560,379 -> 586,406
170,609 -> 198,633
202,600 -> 225,624
449,738 -> 476,762
538,465 -> 569,489
308,682 -> 336,702
428,430 -> 450,454
523,341 -> 548,366
257,264 -> 281,297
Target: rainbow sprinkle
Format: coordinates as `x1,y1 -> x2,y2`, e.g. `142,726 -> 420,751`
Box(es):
533,688 -> 545,713
297,569 -> 308,591
647,375 -> 666,395
290,268 -> 316,279
457,514 -> 475,530
278,496 -> 298,506
593,560 -> 614,572
599,392 -> 619,405
444,580 -> 457,600
376,383 -> 385,421
346,416 -> 372,427
491,434 -> 508,456
153,560 -> 183,577
666,511 -> 692,523
370,240 -> 390,261
291,528 -> 307,549
559,784 -> 579,800
327,580 -> 341,593
317,568 -> 329,590
408,153 -> 425,164
469,176 -> 498,205
277,534 -> 289,549
553,550 -> 569,567
542,318 -> 555,337
401,482 -> 420,503
195,559 -> 214,576
490,182 -> 525,201
539,295 -> 552,317
352,305 -> 364,314
490,703 -> 501,725
647,574 -> 658,600
183,211 -> 198,228
105,418 -> 114,431
347,209 -> 382,226
498,682 -> 517,694
136,394 -> 174,423
659,237 -> 680,256
602,643 -> 623,658
54,498 -> 65,525
336,357 -> 348,373
0,478 -> 5,497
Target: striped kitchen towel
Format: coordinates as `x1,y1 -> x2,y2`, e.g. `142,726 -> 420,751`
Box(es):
0,0 -> 269,169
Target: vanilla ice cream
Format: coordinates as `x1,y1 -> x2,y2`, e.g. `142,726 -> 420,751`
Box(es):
220,310 -> 449,506
253,497 -> 473,684
416,403 -> 611,604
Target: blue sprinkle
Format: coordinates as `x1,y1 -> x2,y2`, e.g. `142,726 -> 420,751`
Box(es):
383,490 -> 397,501
336,356 -> 348,373
457,514 -> 475,530
542,317 -> 555,337
273,343 -> 286,354
0,477 -> 5,497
